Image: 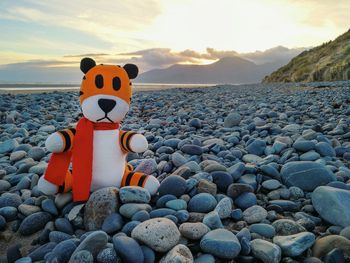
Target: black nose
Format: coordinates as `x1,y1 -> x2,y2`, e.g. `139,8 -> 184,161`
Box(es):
98,98 -> 116,113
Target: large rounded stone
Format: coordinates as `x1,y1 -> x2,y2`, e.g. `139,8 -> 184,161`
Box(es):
18,212 -> 52,236
312,186 -> 350,227
242,205 -> 267,224
200,229 -> 241,259
131,218 -> 180,252
280,161 -> 336,191
250,239 -> 281,263
84,187 -> 119,231
158,175 -> 187,197
273,232 -> 315,256
312,235 -> 350,259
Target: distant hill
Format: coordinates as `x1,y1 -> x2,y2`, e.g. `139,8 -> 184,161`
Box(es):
137,56 -> 282,84
263,29 -> 350,83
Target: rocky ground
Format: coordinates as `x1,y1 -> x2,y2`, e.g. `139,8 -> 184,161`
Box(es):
0,83 -> 350,263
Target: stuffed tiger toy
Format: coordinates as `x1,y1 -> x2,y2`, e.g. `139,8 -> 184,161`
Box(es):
37,57 -> 160,201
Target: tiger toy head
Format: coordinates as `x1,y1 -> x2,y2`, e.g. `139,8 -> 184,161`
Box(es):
79,57 -> 138,123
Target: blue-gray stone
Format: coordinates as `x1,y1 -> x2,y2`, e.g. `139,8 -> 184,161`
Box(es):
312,186 -> 350,227
181,144 -> 203,155
158,175 -> 187,197
0,139 -> 19,154
166,199 -> 187,211
70,250 -> 93,263
131,210 -> 150,222
246,139 -> 266,156
28,242 -> 56,261
149,208 -> 176,218
15,257 -> 32,263
119,203 -> 152,218
200,229 -> 241,259
300,151 -> 321,161
49,231 -> 72,243
156,194 -> 177,208
41,199 -> 58,216
119,186 -> 151,204
262,179 -> 281,190
234,192 -> 257,209
188,193 -> 217,213
0,206 -> 18,221
249,223 -> 276,238
0,193 -> 22,208
18,212 -> 52,236
211,171 -> 233,192
293,140 -> 315,152
141,245 -> 155,263
230,209 -> 243,221
194,254 -> 215,263
281,161 -> 336,191
101,213 -> 124,234
203,211 -> 223,229
315,142 -> 336,157
55,218 -> 74,235
121,221 -> 141,236
113,236 -> 144,263
273,232 -> 315,257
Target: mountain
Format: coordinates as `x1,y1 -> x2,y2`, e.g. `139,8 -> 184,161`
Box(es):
137,56 -> 281,84
263,29 -> 350,83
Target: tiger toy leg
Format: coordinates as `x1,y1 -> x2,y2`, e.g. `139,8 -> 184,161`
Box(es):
121,164 -> 159,195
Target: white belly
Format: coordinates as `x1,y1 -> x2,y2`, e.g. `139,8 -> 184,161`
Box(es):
90,129 -> 125,191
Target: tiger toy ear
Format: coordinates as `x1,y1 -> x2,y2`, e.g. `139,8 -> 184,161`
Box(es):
80,57 -> 96,74
123,64 -> 138,79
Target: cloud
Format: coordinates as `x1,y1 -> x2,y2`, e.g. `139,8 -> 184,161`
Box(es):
0,45 -> 306,83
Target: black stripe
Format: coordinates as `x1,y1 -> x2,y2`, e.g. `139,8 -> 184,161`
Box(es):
120,132 -> 128,152
79,90 -> 84,96
59,130 -> 71,152
125,132 -> 136,152
127,164 -> 132,170
138,175 -> 147,187
125,172 -> 134,186
58,184 -> 65,193
69,128 -> 76,135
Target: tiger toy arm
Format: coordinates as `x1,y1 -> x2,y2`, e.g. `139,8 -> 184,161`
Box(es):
38,128 -> 75,195
119,130 -> 148,153
45,128 -> 76,153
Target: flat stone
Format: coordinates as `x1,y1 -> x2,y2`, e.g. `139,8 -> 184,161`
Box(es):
273,232 -> 315,257
281,161 -> 336,191
119,186 -> 151,203
312,186 -> 350,227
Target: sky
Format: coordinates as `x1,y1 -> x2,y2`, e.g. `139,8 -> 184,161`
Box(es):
0,0 -> 349,82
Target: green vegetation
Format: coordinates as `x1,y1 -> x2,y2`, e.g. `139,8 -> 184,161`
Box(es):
263,29 -> 350,83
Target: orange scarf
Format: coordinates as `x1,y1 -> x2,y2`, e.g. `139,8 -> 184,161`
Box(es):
44,117 -> 119,201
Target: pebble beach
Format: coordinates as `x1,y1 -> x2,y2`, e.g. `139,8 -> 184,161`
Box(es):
0,82 -> 350,263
